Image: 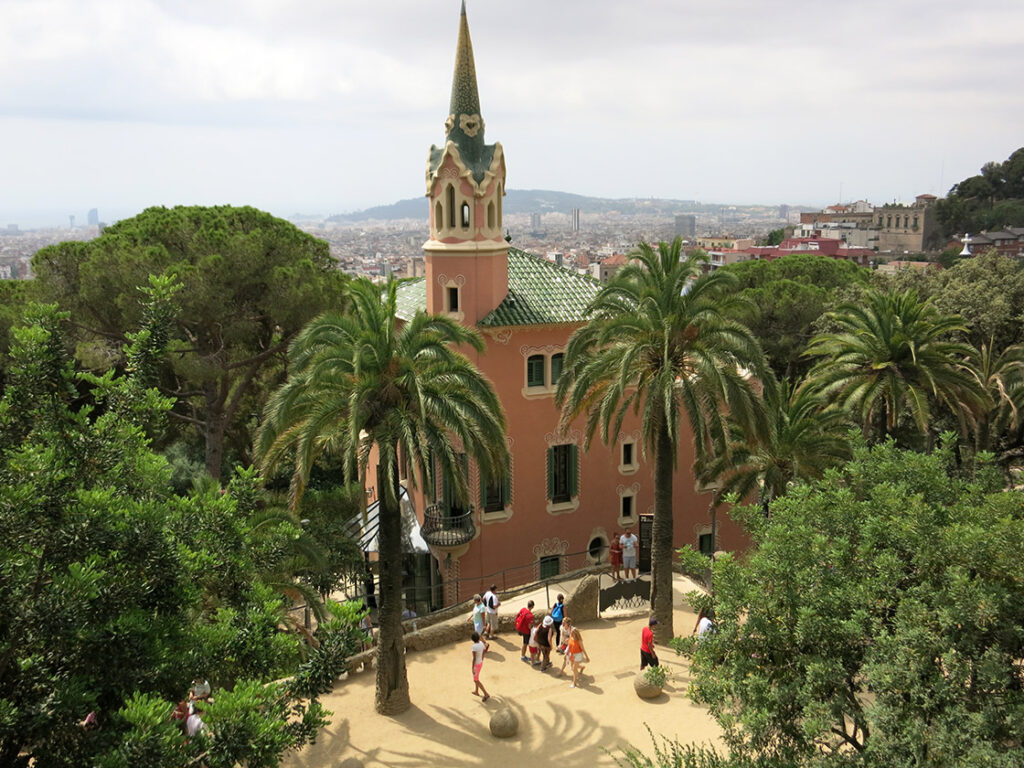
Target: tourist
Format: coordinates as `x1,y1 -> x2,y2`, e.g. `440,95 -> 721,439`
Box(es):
469,594 -> 486,636
620,529 -> 639,581
551,593 -> 565,649
189,678 -> 211,702
609,531 -> 623,580
640,617 -> 659,670
694,607 -> 715,639
537,615 -> 555,670
515,600 -> 535,661
186,704 -> 207,740
567,627 -> 590,688
528,615 -> 542,666
482,584 -> 500,637
558,617 -> 574,675
470,632 -> 490,702
401,604 -> 417,620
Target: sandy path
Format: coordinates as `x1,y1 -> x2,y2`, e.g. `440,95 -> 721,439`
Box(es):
287,576 -> 722,768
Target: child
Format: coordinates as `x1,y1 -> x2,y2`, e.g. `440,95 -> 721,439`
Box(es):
567,627 -> 590,689
528,615 -> 542,666
558,617 -> 574,675
470,632 -> 490,701
557,616 -> 573,655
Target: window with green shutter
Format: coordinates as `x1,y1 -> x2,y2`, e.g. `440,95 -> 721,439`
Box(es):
539,554 -> 561,579
481,456 -> 511,513
549,353 -> 564,386
527,355 -> 545,387
442,453 -> 469,517
547,444 -> 578,503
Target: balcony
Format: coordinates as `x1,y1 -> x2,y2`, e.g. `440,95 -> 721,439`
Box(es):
421,504 -> 476,549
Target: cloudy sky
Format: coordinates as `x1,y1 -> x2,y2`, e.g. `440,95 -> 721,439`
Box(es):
2,0 -> 1022,225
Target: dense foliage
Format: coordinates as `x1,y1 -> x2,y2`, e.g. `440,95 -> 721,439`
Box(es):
31,205 -> 347,479
936,147 -> 1024,237
0,289 -> 359,767
672,438 -> 1024,768
721,254 -> 870,379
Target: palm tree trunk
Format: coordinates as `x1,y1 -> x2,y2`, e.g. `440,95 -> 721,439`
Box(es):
650,424 -> 675,643
374,460 -> 410,715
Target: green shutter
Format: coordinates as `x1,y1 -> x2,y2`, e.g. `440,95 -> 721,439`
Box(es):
550,353 -> 563,386
546,447 -> 555,500
502,458 -> 511,506
569,444 -> 579,497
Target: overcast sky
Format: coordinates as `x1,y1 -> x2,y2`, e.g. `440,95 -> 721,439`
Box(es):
2,0 -> 1022,225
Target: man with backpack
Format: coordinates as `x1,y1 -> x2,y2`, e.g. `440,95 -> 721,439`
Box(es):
481,584 -> 500,638
515,600 -> 535,661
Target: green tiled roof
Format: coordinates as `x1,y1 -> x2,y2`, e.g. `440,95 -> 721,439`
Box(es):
481,248 -> 600,327
395,278 -> 427,322
394,248 -> 601,328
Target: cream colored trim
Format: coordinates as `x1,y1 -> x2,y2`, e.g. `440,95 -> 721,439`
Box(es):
546,498 -> 579,516
616,482 -> 640,528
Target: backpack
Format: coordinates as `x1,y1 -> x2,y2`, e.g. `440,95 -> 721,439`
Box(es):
515,608 -> 532,634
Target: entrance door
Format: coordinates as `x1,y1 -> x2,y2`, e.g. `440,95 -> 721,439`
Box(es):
638,514 -> 653,574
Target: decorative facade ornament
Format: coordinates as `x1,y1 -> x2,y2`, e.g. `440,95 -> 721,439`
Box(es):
486,328 -> 514,345
436,273 -> 466,287
616,482 -> 641,497
445,114 -> 455,135
519,343 -> 562,358
543,427 -> 581,447
459,113 -> 484,137
532,537 -> 569,558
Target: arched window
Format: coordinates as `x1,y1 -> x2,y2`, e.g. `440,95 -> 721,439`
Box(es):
497,183 -> 503,226
461,201 -> 471,229
526,355 -> 545,388
434,200 -> 443,232
447,185 -> 456,229
487,201 -> 495,230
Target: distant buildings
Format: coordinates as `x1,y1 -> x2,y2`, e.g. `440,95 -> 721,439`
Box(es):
674,214 -> 696,238
798,195 -> 940,253
950,228 -> 1024,259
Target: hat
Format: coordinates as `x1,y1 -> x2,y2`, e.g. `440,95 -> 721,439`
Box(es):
649,617 -> 659,626
542,615 -> 554,627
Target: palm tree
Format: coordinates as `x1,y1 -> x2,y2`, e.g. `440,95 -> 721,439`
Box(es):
257,278 -> 507,715
805,289 -> 987,442
968,338 -> 1024,453
698,377 -> 853,514
556,238 -> 766,641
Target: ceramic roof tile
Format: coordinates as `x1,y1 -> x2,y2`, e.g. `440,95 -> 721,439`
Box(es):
480,247 -> 600,327
393,248 -> 602,328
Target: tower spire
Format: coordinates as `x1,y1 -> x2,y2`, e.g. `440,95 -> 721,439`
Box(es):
446,1 -> 485,167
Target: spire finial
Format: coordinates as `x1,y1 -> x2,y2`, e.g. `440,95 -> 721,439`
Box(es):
449,1 -> 481,129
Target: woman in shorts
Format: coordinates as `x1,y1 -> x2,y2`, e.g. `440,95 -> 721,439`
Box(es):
567,627 -> 590,688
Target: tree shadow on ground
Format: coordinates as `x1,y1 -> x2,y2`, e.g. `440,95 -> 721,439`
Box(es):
382,697 -> 629,768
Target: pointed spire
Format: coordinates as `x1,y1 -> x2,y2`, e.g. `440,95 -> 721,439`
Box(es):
449,1 -> 481,119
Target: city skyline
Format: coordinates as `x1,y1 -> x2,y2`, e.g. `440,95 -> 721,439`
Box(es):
2,0 -> 1022,226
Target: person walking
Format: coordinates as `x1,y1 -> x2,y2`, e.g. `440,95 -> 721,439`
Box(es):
537,615 -> 555,670
640,616 -> 659,670
567,627 -> 590,688
620,529 -> 639,581
482,584 -> 500,638
609,531 -> 623,580
515,600 -> 535,661
470,632 -> 490,702
551,594 -> 566,651
694,607 -> 715,639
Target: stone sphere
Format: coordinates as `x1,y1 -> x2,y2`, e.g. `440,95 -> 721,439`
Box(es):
633,672 -> 663,699
489,706 -> 519,738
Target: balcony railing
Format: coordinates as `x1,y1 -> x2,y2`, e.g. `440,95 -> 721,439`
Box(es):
421,504 -> 476,549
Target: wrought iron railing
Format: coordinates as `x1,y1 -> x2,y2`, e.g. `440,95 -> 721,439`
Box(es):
420,504 -> 476,548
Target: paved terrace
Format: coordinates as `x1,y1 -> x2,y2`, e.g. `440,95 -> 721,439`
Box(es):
286,573 -> 723,768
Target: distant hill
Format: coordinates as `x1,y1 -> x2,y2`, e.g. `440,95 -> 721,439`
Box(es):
325,190 -> 737,223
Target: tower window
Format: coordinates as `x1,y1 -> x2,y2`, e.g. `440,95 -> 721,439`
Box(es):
447,286 -> 460,313
487,201 -> 495,230
622,442 -> 633,466
447,185 -> 456,229
461,202 -> 471,229
435,200 -> 443,232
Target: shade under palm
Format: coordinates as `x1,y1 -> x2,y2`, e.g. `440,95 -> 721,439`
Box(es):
556,238 -> 765,640
257,278 -> 507,714
805,289 -> 987,442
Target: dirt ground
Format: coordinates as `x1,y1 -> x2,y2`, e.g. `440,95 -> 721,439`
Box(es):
285,575 -> 723,768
